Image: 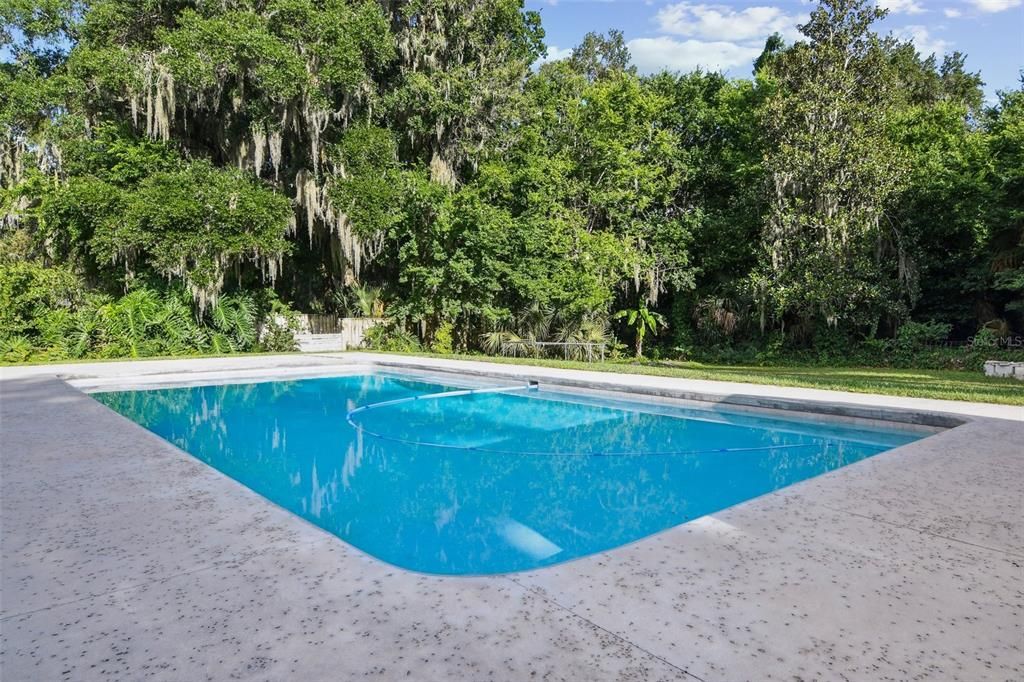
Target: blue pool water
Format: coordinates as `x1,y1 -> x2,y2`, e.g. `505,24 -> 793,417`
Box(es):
94,373 -> 924,575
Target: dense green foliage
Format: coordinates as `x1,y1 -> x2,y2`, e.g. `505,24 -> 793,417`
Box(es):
0,237 -> 298,361
2,0 -> 1022,367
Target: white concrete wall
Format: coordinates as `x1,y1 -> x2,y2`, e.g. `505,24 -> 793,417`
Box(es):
983,360 -> 1024,381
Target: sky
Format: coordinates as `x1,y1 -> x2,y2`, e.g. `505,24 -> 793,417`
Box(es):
527,0 -> 1024,99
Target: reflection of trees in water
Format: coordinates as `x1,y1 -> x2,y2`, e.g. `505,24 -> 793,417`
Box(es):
341,438 -> 361,490
356,391 -> 871,459
96,374 -> 901,573
758,438 -> 878,490
97,379 -> 301,447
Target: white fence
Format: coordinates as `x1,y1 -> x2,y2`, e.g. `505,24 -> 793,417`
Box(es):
292,316 -> 382,352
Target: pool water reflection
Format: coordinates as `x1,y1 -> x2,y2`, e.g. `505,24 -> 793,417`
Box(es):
94,374 -> 923,574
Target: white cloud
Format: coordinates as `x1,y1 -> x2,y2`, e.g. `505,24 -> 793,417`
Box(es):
628,36 -> 763,74
878,0 -> 926,14
943,7 -> 963,17
896,25 -> 951,56
537,45 -> 574,65
967,0 -> 1022,11
654,3 -> 806,42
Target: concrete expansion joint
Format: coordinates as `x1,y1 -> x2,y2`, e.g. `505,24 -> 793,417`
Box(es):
506,576 -> 707,682
816,502 -> 1024,560
1,562 -> 223,622
0,525 -> 336,623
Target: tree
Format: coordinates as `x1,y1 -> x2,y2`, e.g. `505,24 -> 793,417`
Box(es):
984,83 -> 1024,331
381,0 -> 544,184
756,0 -> 909,338
614,299 -> 665,358
753,33 -> 785,75
568,30 -> 634,82
886,51 -> 989,332
3,0 -> 1021,363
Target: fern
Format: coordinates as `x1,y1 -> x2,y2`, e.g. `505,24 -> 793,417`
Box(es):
0,336 -> 35,362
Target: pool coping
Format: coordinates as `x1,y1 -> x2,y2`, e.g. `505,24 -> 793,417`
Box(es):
9,350 -> 1019,426
348,355 -> 974,429
66,362 -> 946,438
2,354 -> 1022,680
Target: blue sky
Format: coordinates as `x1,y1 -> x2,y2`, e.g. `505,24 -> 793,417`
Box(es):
527,0 -> 1023,98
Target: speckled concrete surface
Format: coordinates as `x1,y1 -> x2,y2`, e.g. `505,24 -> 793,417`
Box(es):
1,377 -> 688,681
2,358 -> 1023,681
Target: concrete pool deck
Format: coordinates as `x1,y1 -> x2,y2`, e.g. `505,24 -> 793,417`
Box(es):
1,354 -> 1022,680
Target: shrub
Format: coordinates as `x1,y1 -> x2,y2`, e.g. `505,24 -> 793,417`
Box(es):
666,321 -> 1023,372
256,293 -> 300,352
0,261 -> 81,342
431,321 -> 455,354
894,320 -> 952,351
0,336 -> 34,363
753,331 -> 787,365
0,272 -> 303,362
363,321 -> 421,352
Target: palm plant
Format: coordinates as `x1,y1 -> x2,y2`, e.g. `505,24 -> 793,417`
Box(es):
97,288 -> 163,357
480,328 -> 527,357
554,312 -> 612,360
692,295 -> 743,344
209,293 -> 258,352
55,293 -> 111,358
480,328 -> 507,355
350,282 -> 384,317
516,302 -> 554,340
614,301 -> 666,359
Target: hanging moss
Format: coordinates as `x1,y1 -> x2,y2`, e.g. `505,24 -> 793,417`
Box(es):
88,160 -> 292,311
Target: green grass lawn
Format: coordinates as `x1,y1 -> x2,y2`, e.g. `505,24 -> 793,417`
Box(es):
371,352 -> 1024,406
5,349 -> 1021,406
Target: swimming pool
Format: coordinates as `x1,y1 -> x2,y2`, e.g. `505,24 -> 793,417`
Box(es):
94,373 -> 925,575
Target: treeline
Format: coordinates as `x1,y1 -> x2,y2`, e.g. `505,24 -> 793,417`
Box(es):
1,0 -> 1021,365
